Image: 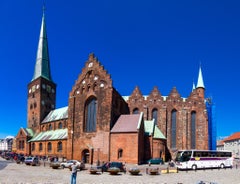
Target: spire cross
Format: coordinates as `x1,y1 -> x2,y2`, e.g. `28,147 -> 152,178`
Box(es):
42,1 -> 46,15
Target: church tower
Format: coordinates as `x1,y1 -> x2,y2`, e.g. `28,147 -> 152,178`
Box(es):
196,66 -> 205,99
27,10 -> 56,133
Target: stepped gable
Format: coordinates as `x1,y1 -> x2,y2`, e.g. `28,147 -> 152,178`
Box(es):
166,87 -> 183,105
70,53 -> 112,96
146,86 -> 164,105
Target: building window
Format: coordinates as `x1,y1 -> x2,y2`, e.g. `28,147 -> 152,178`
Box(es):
191,111 -> 196,149
152,108 -> 158,125
39,143 -> 43,151
47,142 -> 52,152
57,142 -> 62,152
84,97 -> 97,132
32,143 -> 35,151
58,122 -> 62,129
118,149 -> 123,159
171,109 -> 177,149
133,108 -> 139,114
19,140 -> 25,150
49,124 -> 52,130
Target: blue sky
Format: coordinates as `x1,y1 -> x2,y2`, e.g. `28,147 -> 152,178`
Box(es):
0,0 -> 239,139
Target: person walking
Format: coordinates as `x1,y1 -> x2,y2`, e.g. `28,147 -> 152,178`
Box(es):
70,161 -> 78,184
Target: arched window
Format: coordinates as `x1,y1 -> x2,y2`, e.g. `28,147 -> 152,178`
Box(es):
58,122 -> 63,129
133,108 -> 139,114
118,148 -> 123,159
171,109 -> 177,149
32,143 -> 35,151
84,97 -> 97,132
152,108 -> 158,125
47,142 -> 52,152
39,143 -> 43,151
57,142 -> 62,152
19,140 -> 24,150
191,111 -> 196,149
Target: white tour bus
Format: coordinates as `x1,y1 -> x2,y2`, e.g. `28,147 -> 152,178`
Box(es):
175,150 -> 233,170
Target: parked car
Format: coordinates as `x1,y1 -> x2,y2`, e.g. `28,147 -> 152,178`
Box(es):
50,161 -> 61,169
60,160 -> 85,170
147,158 -> 164,165
24,157 -> 39,166
97,162 -> 125,172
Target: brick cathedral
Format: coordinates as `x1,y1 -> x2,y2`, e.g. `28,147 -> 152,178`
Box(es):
15,11 -> 212,164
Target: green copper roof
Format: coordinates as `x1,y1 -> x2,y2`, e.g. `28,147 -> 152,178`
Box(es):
144,120 -> 155,136
32,13 -> 52,81
29,128 -> 68,142
22,127 -> 35,137
42,106 -> 68,123
144,119 -> 166,139
153,126 -> 166,139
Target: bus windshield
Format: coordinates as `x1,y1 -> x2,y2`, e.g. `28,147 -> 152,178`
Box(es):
175,151 -> 192,162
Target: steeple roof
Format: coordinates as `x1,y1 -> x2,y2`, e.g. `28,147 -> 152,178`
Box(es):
32,10 -> 52,81
196,66 -> 205,88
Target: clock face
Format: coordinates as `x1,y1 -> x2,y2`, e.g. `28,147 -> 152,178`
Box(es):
42,84 -> 46,89
32,85 -> 36,92
88,62 -> 93,68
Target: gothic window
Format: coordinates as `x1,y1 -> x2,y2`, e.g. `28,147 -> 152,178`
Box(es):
21,140 -> 25,150
118,148 -> 123,159
58,122 -> 63,129
171,109 -> 177,149
32,143 -> 35,151
84,97 -> 97,132
57,142 -> 62,152
152,108 -> 158,125
39,143 -> 43,151
191,111 -> 196,149
19,140 -> 23,150
47,142 -> 52,152
133,108 -> 139,114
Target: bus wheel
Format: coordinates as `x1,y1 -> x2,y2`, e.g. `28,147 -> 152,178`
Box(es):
220,164 -> 225,169
192,165 -> 197,170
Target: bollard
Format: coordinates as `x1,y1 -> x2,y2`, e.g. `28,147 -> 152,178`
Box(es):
146,168 -> 148,174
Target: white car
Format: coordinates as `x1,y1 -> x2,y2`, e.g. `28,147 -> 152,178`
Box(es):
60,160 -> 85,170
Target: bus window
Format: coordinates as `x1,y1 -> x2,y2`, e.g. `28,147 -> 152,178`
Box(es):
182,151 -> 191,162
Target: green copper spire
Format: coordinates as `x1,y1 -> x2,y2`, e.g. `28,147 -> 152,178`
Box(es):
32,9 -> 52,81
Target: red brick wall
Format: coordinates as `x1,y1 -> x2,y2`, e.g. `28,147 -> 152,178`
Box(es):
127,86 -> 209,159
110,133 -> 139,164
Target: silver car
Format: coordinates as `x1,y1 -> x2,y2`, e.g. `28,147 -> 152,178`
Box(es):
24,157 -> 39,166
60,160 -> 85,170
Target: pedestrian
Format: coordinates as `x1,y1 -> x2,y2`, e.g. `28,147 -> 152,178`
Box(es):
70,161 -> 78,184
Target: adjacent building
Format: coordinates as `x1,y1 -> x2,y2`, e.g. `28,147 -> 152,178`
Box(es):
217,132 -> 240,158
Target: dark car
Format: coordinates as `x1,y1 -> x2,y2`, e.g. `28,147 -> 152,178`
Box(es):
147,158 -> 164,165
24,157 -> 39,166
97,162 -> 124,172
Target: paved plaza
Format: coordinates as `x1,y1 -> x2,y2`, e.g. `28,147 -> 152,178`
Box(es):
0,158 -> 240,184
